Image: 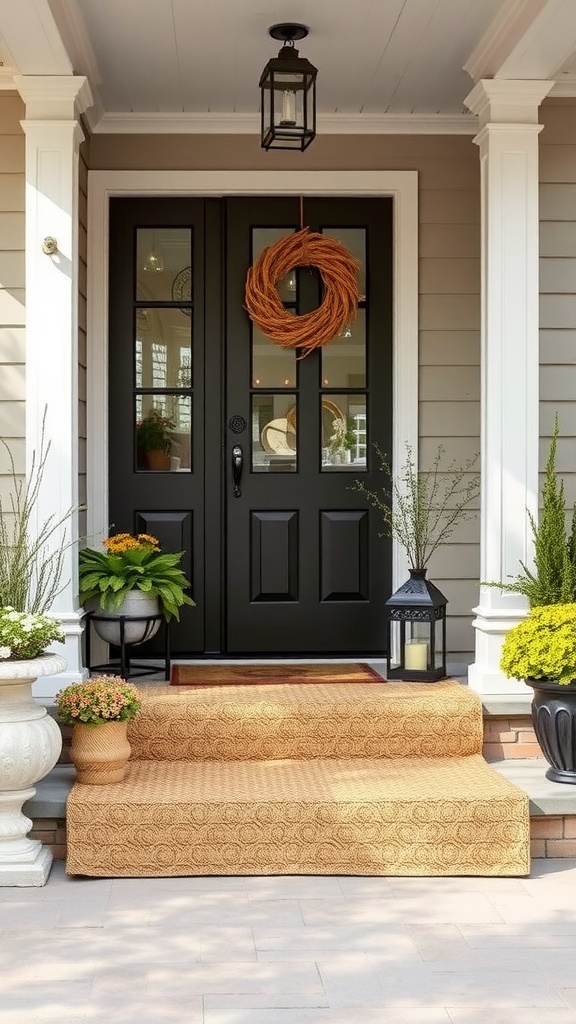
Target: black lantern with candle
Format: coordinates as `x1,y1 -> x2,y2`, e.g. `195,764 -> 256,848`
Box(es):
385,569 -> 447,682
260,24 -> 317,152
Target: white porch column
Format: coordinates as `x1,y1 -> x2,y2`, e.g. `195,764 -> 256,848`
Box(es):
16,76 -> 93,699
465,80 -> 553,696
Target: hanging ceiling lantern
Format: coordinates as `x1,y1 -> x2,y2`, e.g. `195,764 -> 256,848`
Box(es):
260,23 -> 317,152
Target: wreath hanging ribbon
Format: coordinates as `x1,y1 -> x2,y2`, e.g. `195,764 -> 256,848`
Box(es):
245,227 -> 363,359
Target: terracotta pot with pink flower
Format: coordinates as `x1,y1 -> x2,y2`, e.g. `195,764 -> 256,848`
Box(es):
55,675 -> 142,785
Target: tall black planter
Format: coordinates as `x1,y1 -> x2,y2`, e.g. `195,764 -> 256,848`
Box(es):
526,678 -> 576,784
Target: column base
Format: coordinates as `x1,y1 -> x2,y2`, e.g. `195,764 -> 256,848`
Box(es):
0,843 -> 54,886
469,603 -> 532,696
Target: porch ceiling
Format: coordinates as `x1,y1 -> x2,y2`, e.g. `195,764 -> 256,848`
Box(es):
1,0 -> 576,133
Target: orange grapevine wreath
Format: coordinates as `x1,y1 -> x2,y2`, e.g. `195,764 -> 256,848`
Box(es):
245,227 -> 363,358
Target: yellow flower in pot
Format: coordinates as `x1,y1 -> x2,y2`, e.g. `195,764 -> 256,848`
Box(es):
500,603 -> 576,784
79,532 -> 194,645
55,675 -> 142,784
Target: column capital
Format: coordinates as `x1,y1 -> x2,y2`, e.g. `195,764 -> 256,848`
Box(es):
13,75 -> 93,121
464,79 -> 554,126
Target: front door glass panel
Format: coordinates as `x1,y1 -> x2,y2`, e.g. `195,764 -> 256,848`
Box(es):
135,227 -> 193,472
250,228 -> 298,473
252,393 -> 297,472
321,394 -> 367,470
321,310 -> 366,388
135,394 -> 192,472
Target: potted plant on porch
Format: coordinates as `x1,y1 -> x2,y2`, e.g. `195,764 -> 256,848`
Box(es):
79,531 -> 194,645
500,603 -> 576,784
352,441 -> 479,680
490,418 -> 576,783
0,417 -> 77,884
55,674 -> 142,785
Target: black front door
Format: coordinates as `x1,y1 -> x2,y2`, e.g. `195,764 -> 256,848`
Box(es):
108,196 -> 392,656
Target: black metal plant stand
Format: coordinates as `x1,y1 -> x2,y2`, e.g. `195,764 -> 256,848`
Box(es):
84,612 -> 171,681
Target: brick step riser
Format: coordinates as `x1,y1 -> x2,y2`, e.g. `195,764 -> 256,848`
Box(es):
482,714 -> 540,760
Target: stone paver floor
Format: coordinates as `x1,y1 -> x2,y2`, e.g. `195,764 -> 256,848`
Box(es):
2,860 -> 576,1022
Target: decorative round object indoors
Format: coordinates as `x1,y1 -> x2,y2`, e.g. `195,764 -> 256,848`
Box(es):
245,228 -> 362,358
89,591 -> 161,646
70,720 -> 132,785
171,266 -> 192,315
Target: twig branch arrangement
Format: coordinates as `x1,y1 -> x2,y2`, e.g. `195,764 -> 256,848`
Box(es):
353,443 -> 479,570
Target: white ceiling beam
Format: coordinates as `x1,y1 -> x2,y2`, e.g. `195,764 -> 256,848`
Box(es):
91,111 -> 478,136
0,0 -> 72,75
465,0 -> 576,83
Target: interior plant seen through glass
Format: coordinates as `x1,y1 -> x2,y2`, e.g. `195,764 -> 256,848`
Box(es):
321,395 -> 367,470
135,396 -> 192,473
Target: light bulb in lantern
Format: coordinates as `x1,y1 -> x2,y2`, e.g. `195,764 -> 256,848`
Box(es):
280,89 -> 297,126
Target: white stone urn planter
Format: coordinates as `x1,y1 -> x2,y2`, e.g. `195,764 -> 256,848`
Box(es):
0,653 -> 66,886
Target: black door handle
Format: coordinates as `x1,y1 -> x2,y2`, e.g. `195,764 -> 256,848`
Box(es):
232,444 -> 243,497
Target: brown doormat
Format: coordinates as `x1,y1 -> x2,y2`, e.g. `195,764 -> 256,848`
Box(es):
170,662 -> 384,686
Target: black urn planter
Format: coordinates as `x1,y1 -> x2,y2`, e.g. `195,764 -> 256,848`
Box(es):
526,678 -> 576,784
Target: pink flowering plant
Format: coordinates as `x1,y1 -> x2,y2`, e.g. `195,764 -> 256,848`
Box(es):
0,606 -> 64,660
55,675 -> 142,726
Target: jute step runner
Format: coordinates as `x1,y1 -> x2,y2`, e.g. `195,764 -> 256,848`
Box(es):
65,680 -> 530,878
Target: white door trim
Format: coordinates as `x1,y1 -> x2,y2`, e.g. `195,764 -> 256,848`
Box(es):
87,169 -> 419,594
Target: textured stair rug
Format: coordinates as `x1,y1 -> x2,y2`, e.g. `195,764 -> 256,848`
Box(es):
169,662 -> 384,686
66,680 -> 530,878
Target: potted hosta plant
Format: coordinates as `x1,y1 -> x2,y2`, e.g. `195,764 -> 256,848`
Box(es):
55,675 -> 142,784
79,531 -> 194,645
136,406 -> 176,470
500,603 -> 576,784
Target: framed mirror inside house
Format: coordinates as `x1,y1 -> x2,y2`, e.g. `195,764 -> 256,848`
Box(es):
108,196 -> 393,657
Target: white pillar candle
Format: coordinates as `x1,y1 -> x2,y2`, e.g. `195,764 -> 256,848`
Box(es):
404,641 -> 428,671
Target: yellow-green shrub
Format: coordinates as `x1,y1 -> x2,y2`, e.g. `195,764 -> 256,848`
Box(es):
500,603 -> 576,685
